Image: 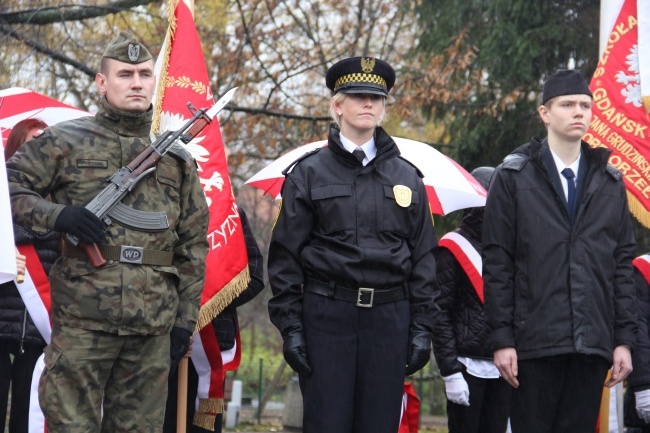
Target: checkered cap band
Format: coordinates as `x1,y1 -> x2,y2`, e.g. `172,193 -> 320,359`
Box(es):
335,73 -> 387,91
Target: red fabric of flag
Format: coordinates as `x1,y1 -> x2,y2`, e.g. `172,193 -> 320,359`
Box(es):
585,0 -> 650,226
153,0 -> 250,429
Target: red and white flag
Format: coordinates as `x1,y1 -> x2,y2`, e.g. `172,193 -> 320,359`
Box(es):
585,0 -> 650,226
0,150 -> 19,284
18,244 -> 52,433
438,232 -> 484,303
398,382 -> 420,433
152,0 -> 249,429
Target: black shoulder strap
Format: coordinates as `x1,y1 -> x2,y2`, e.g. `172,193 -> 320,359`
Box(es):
282,148 -> 322,175
397,156 -> 425,178
502,153 -> 528,171
605,164 -> 623,180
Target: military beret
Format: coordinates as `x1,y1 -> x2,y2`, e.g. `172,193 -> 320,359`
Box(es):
102,31 -> 152,64
542,69 -> 592,104
326,56 -> 396,97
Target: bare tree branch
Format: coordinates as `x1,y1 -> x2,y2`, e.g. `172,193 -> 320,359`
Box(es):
227,103 -> 330,122
0,23 -> 96,78
0,0 -> 160,25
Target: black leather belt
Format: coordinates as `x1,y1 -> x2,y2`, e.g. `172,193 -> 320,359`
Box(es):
304,278 -> 408,308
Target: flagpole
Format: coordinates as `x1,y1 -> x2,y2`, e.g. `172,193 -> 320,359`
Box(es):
173,1 -> 195,430
173,1 -> 194,430
177,357 -> 189,433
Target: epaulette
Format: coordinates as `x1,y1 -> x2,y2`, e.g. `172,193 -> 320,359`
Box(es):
606,163 -> 623,180
397,156 -> 425,178
282,147 -> 322,175
502,153 -> 528,171
167,143 -> 192,163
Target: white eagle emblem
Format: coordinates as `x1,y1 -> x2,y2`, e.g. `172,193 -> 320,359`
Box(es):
614,44 -> 642,108
128,44 -> 140,62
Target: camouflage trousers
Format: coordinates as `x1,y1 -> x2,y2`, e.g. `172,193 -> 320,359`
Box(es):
40,325 -> 171,433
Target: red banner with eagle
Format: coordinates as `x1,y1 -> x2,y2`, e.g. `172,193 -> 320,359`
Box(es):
152,0 -> 249,429
584,0 -> 650,226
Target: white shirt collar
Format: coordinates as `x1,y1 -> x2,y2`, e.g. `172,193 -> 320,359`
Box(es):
340,133 -> 376,166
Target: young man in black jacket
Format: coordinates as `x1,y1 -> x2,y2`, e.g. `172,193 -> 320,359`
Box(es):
483,69 -> 637,433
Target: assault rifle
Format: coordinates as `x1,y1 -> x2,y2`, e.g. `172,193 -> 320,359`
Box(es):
65,87 -> 238,267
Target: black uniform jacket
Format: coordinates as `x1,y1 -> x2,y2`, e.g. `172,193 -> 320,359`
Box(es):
630,267 -> 650,391
483,137 -> 637,363
267,125 -> 438,333
433,209 -> 493,377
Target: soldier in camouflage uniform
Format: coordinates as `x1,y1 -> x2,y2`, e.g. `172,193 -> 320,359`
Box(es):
6,32 -> 209,433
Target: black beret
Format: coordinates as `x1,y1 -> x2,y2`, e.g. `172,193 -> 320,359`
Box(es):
542,70 -> 592,104
102,31 -> 152,65
326,57 -> 395,97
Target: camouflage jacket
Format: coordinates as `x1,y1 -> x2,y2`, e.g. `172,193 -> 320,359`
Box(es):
7,98 -> 209,336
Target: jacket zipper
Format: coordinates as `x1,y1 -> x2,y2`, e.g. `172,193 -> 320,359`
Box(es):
20,309 -> 27,354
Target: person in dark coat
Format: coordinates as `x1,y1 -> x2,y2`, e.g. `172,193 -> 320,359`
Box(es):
626,254 -> 650,432
433,166 -> 511,433
483,69 -> 637,433
164,206 -> 265,433
1,118 -> 58,433
267,57 -> 439,433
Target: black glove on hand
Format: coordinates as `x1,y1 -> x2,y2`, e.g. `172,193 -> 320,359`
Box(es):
281,323 -> 312,377
54,205 -> 106,244
169,327 -> 192,376
405,322 -> 432,376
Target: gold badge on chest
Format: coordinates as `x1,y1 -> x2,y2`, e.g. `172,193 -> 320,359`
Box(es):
393,185 -> 412,207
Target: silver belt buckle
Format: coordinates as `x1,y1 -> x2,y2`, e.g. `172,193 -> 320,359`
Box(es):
120,245 -> 144,264
357,287 -> 374,308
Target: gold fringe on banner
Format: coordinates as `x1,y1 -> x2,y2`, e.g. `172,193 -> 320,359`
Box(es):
193,397 -> 224,431
628,192 -> 650,228
151,0 -> 180,134
195,266 -> 251,332
643,95 -> 650,114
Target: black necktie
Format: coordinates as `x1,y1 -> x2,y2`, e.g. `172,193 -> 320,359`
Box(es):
561,168 -> 576,218
352,147 -> 366,164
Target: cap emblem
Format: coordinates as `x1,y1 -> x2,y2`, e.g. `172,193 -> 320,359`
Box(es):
361,57 -> 375,73
128,44 -> 140,62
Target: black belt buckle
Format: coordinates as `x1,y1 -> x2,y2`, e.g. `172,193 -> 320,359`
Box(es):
357,287 -> 374,308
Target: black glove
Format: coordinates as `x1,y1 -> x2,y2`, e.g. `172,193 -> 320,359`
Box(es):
281,323 -> 312,377
169,327 -> 192,376
405,322 -> 432,376
54,205 -> 106,244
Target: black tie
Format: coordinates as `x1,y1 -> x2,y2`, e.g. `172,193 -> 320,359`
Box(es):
561,168 -> 576,218
352,147 -> 366,164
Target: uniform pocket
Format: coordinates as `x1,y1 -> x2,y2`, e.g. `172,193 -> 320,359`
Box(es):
380,184 -> 420,237
43,344 -> 62,370
311,184 -> 354,234
156,159 -> 182,189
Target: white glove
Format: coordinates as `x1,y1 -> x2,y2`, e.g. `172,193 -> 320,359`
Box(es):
442,372 -> 470,406
636,389 -> 650,423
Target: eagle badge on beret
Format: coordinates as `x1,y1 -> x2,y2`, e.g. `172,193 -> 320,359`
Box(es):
361,57 -> 375,73
128,44 -> 140,62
